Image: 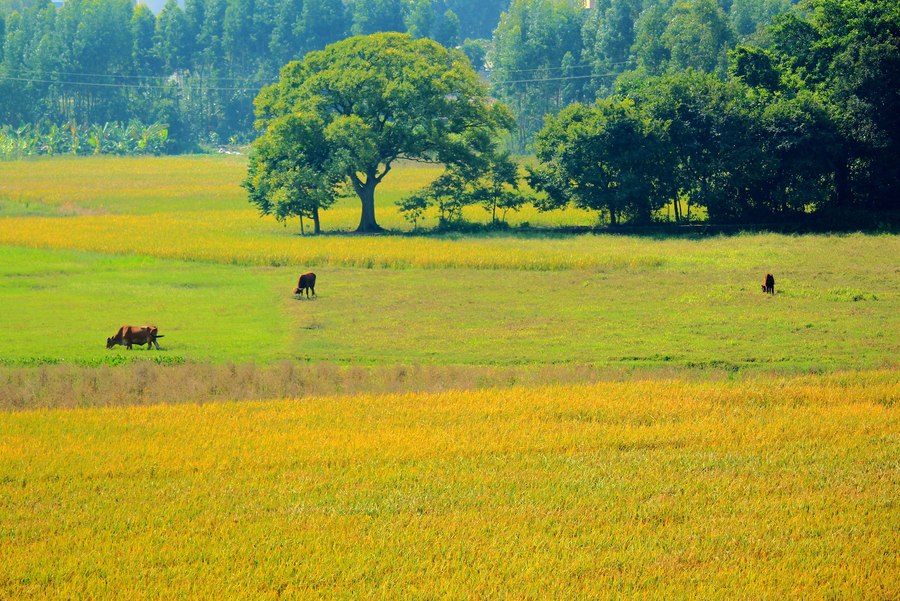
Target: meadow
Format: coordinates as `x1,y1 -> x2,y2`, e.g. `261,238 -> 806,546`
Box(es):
0,154 -> 597,228
0,157 -> 897,369
0,155 -> 897,597
0,239 -> 896,370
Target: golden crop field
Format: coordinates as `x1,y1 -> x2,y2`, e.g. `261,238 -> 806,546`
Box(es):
0,155 -> 598,228
1,372 -> 897,598
2,208 -> 896,272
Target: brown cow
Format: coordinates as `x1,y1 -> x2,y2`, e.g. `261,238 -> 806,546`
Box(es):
293,272 -> 317,299
763,273 -> 775,295
106,325 -> 163,350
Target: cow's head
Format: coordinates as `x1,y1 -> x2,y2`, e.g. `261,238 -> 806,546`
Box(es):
293,287 -> 301,295
106,336 -> 116,349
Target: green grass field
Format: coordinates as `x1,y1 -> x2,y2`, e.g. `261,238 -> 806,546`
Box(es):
0,236 -> 896,368
0,155 -> 897,598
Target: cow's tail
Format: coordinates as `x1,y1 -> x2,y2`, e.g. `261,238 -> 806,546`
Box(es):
155,334 -> 165,338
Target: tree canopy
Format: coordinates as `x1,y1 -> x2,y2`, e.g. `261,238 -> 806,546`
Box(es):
528,99 -> 667,225
247,32 -> 513,232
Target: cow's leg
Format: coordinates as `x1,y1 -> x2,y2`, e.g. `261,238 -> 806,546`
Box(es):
126,340 -> 132,350
152,338 -> 160,350
311,285 -> 316,298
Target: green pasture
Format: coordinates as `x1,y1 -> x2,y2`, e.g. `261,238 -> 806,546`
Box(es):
0,241 -> 896,369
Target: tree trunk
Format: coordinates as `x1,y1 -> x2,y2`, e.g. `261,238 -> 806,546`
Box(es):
299,215 -> 305,236
312,205 -> 321,235
356,179 -> 382,233
835,158 -> 852,208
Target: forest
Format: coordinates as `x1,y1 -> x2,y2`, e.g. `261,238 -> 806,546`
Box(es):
1,0 -> 898,223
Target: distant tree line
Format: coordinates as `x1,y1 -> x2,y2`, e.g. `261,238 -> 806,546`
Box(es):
526,0 -> 900,223
490,0 -> 797,151
0,0 -> 508,150
2,0 -> 897,225
406,0 -> 899,228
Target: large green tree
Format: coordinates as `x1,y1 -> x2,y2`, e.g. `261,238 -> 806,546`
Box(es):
528,99 -> 667,225
250,32 -> 513,232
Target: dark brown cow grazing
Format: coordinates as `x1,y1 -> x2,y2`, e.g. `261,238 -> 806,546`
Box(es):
106,325 -> 163,350
763,273 -> 775,295
294,272 -> 317,299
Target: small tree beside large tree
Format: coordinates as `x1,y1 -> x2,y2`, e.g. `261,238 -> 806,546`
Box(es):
245,32 -> 513,233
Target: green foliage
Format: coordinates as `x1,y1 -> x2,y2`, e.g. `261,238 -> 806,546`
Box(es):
662,0 -> 735,75
529,99 -> 667,224
728,45 -> 781,90
0,0 -> 507,149
395,192 -> 430,230
489,0 -> 588,151
244,111 -> 339,234
251,33 -> 513,232
760,0 -> 900,212
0,120 -> 168,158
397,152 -> 526,227
460,38 -> 488,71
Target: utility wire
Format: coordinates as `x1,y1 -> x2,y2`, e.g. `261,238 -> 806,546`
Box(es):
3,59 -> 633,83
0,75 -> 264,91
490,72 -> 619,84
0,69 -> 623,90
494,59 -> 631,74
4,66 -> 277,84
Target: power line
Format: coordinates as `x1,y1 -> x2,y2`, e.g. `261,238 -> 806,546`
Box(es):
490,72 -> 620,85
0,75 -> 265,92
0,69 -> 622,91
4,60 -> 632,82
5,66 -> 277,84
493,59 -> 632,75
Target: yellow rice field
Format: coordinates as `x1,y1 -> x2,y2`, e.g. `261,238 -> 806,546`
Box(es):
0,155 -> 599,227
1,208 -> 896,271
1,372 -> 897,598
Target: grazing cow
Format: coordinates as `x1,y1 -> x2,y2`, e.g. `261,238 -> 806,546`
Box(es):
106,325 -> 163,350
294,272 -> 317,299
763,273 -> 775,295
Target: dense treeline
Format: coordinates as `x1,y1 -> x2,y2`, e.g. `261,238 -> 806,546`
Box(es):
490,0 -> 795,150
0,0 -> 507,149
525,0 -> 899,222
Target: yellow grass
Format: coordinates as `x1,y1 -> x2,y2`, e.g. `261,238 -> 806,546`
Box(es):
1,371 -> 897,598
0,154 -> 596,226
3,209 -> 896,271
0,210 -> 651,269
